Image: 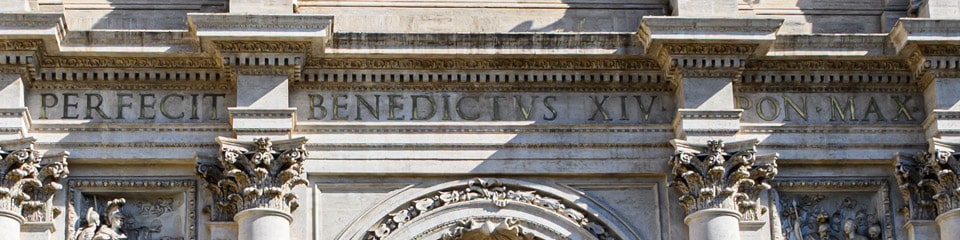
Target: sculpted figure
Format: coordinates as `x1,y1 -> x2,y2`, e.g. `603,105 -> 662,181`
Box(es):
842,219 -> 868,240
94,198 -> 127,240
75,198 -> 127,240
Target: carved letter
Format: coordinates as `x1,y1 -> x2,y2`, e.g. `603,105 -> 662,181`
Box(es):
332,94 -> 349,120
736,96 -> 752,110
308,94 -> 327,120
456,96 -> 481,121
756,96 -> 780,121
190,94 -> 200,120
862,97 -> 886,122
139,94 -> 156,120
491,96 -> 505,121
829,96 -> 856,121
388,95 -> 405,120
84,94 -> 110,119
204,94 -> 226,120
542,96 -> 557,121
515,95 -> 538,121
40,93 -> 57,119
783,96 -> 808,121
355,95 -> 380,120
160,94 -> 185,119
116,93 -> 133,120
411,95 -> 436,120
891,96 -> 915,121
634,95 -> 658,121
441,95 -> 452,120
589,96 -> 611,121
62,93 -> 79,119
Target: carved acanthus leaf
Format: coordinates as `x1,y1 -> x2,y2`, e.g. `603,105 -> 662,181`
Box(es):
197,137 -> 309,221
895,150 -> 960,220
669,139 -> 778,219
0,138 -> 69,222
365,178 -> 617,240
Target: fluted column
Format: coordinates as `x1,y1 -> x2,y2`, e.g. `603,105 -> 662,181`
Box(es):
895,143 -> 960,240
0,138 -> 69,240
197,137 -> 309,240
669,139 -> 778,240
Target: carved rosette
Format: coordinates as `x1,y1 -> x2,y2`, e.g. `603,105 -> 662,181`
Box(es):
0,139 -> 70,222
197,137 -> 309,221
669,139 -> 778,219
366,178 -> 617,240
895,150 -> 960,220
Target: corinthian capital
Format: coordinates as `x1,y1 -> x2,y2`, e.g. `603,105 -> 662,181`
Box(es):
669,139 -> 778,220
0,137 -> 70,222
197,137 -> 309,221
895,148 -> 960,220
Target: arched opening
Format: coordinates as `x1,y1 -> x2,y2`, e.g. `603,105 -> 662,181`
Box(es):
347,178 -> 637,240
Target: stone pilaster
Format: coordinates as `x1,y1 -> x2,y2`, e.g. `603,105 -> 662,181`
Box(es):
230,0 -> 296,14
639,17 -> 782,142
197,137 -> 309,240
189,14 -> 333,141
669,0 -> 737,17
895,139 -> 960,240
670,139 -> 778,240
909,0 -> 960,18
0,137 -> 68,240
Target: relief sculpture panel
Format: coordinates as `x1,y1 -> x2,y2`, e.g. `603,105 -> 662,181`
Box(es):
774,180 -> 892,240
66,179 -> 197,240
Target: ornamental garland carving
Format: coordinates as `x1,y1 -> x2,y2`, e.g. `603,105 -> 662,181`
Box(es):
0,138 -> 69,222
743,60 -> 910,72
660,44 -> 757,55
365,178 -> 617,240
669,139 -> 778,219
895,150 -> 960,220
0,40 -> 43,51
308,58 -> 659,71
197,137 -> 309,221
214,41 -> 311,53
40,56 -> 220,69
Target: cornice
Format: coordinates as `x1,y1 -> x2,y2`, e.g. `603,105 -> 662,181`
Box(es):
305,57 -> 661,71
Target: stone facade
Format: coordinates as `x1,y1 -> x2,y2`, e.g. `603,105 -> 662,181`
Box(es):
0,0 -> 959,240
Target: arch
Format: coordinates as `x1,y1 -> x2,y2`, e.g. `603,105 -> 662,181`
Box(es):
340,178 -> 641,240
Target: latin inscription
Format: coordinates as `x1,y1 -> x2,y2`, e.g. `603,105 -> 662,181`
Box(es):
29,91 -> 232,122
736,93 -> 924,124
291,92 -> 677,124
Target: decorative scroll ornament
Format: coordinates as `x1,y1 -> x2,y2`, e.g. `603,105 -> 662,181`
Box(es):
365,178 -> 617,240
0,138 -> 70,222
780,195 -> 882,240
197,137 -> 309,221
895,150 -> 960,220
669,139 -> 778,219
441,218 -> 537,240
75,198 -> 127,240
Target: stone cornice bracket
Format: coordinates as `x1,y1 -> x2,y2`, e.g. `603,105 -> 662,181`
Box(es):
638,17 -> 783,83
196,136 -> 309,221
0,137 -> 69,222
669,139 -> 779,220
889,19 -> 960,85
895,137 -> 960,221
188,13 -> 335,77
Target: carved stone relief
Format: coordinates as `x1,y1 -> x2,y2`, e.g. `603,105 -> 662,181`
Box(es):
440,218 -> 538,240
66,179 -> 197,240
196,137 -> 309,221
669,139 -> 778,220
365,178 -> 617,240
774,180 -> 892,240
0,138 -> 69,222
895,150 -> 960,220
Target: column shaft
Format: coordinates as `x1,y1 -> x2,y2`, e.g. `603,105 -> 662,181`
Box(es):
684,208 -> 742,240
936,209 -> 960,240
235,208 -> 293,240
0,210 -> 23,240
